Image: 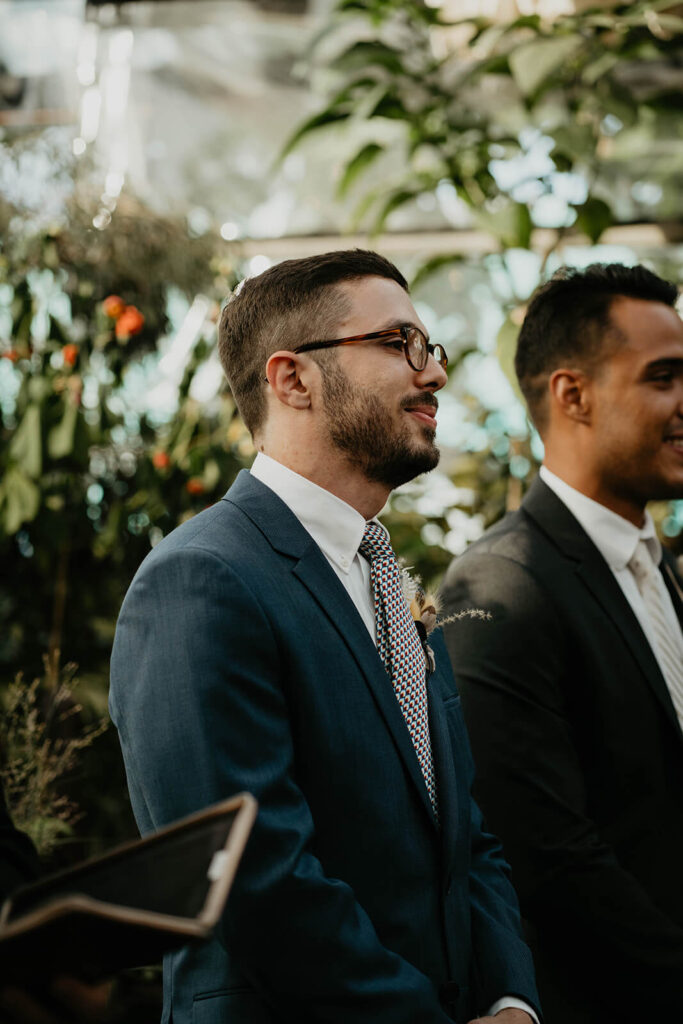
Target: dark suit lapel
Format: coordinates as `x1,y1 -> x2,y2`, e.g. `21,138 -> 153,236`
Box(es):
523,477 -> 683,737
661,554 -> 683,629
427,664 -> 460,876
223,471 -> 439,828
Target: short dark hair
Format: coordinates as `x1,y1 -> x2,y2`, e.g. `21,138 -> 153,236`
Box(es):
218,249 -> 408,436
515,262 -> 679,432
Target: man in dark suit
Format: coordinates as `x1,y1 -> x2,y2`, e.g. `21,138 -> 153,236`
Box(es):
441,263 -> 683,1024
109,250 -> 539,1024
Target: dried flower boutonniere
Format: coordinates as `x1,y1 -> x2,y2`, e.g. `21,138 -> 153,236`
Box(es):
400,565 -> 492,676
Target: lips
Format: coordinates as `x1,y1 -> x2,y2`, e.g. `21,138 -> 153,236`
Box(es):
402,397 -> 438,430
664,426 -> 683,450
407,407 -> 438,428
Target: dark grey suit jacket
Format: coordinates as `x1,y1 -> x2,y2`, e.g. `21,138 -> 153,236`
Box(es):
441,476 -> 683,1024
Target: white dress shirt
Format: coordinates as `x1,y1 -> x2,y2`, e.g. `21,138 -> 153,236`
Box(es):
251,452 -> 538,1024
250,452 -> 378,638
540,465 -> 683,682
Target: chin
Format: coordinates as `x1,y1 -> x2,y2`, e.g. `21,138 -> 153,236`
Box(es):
369,446 -> 441,489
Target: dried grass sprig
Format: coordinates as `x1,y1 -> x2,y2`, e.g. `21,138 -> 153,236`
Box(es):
0,656 -> 108,857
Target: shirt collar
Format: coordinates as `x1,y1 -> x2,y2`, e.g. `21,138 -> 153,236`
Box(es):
250,452 -> 370,573
539,465 -> 661,570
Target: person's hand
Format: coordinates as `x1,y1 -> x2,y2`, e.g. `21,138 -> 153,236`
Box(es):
0,976 -> 113,1023
468,1010 -> 535,1024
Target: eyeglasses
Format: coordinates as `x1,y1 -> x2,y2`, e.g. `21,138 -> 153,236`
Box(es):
293,325 -> 448,373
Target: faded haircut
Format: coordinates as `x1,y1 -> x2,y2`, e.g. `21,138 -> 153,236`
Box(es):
515,263 -> 678,433
218,249 -> 408,436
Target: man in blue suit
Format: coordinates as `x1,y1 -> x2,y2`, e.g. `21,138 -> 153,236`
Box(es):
109,250 -> 540,1024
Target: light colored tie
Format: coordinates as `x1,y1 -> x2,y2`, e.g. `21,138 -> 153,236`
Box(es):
628,540 -> 683,729
359,521 -> 438,817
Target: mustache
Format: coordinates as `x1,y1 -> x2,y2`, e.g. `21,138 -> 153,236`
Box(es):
400,394 -> 439,412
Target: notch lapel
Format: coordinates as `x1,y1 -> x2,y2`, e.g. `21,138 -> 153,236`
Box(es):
292,547 -> 439,828
662,556 -> 683,629
224,471 -> 439,828
427,664 -> 460,877
524,478 -> 683,739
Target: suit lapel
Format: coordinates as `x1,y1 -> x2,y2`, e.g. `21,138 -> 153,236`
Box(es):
523,477 -> 683,737
661,554 -> 683,629
427,664 -> 460,875
224,471 -> 439,828
293,548 -> 438,827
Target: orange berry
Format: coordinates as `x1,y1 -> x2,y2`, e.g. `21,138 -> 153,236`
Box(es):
115,306 -> 145,340
103,295 -> 125,319
62,344 -> 79,367
186,477 -> 205,496
153,451 -> 171,470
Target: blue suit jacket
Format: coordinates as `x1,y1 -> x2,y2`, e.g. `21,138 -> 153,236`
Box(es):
109,471 -> 538,1024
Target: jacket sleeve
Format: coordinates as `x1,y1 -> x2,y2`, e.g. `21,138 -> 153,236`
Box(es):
110,545 -> 454,1024
441,552 -> 683,1017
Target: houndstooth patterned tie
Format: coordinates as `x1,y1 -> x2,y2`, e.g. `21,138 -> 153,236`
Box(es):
359,520 -> 438,817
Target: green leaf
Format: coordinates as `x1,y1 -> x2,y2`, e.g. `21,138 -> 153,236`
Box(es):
581,51 -> 619,86
0,465 -> 41,534
410,254 -> 463,291
508,35 -> 584,97
337,143 -> 384,198
573,197 -> 613,243
373,189 -> 417,232
9,403 -> 42,479
495,315 -> 525,405
370,93 -> 409,120
474,201 -> 532,250
333,41 -> 408,76
48,398 -> 79,459
278,109 -> 350,162
551,123 -> 597,163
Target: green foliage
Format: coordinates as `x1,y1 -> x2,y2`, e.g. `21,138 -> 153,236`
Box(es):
0,195 -> 251,690
289,1 -> 683,247
0,189 -> 253,847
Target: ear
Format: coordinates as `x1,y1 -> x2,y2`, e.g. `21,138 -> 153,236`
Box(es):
548,367 -> 592,425
265,351 -> 314,411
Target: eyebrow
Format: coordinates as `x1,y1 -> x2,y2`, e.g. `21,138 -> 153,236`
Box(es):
641,357 -> 683,374
376,318 -> 429,339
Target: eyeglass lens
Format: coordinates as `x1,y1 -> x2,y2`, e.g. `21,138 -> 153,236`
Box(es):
405,328 -> 447,371
406,328 -> 426,370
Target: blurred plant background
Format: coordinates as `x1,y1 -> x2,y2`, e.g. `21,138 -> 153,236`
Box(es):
0,0 -> 681,949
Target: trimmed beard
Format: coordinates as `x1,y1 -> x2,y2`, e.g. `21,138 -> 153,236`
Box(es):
320,360 -> 440,489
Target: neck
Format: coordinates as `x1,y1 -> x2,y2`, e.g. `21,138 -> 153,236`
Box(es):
543,455 -> 646,527
258,441 -> 390,520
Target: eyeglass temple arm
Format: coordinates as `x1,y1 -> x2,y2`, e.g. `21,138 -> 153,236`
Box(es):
293,339 -> 344,355
294,329 -> 404,355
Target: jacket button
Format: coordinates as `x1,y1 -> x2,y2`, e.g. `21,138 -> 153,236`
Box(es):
439,980 -> 460,1017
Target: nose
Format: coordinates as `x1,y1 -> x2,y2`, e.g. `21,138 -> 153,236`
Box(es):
415,352 -> 448,392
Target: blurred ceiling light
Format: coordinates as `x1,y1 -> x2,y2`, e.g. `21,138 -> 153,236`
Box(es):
76,21 -> 98,86
158,295 -> 213,380
220,221 -> 240,241
104,170 -> 124,197
0,0 -> 84,76
79,84 -> 101,142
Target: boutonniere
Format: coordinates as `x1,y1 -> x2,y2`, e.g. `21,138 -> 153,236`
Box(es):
400,565 -> 492,676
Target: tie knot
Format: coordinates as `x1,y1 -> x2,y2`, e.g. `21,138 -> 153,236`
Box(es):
629,540 -> 654,585
359,520 -> 395,564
